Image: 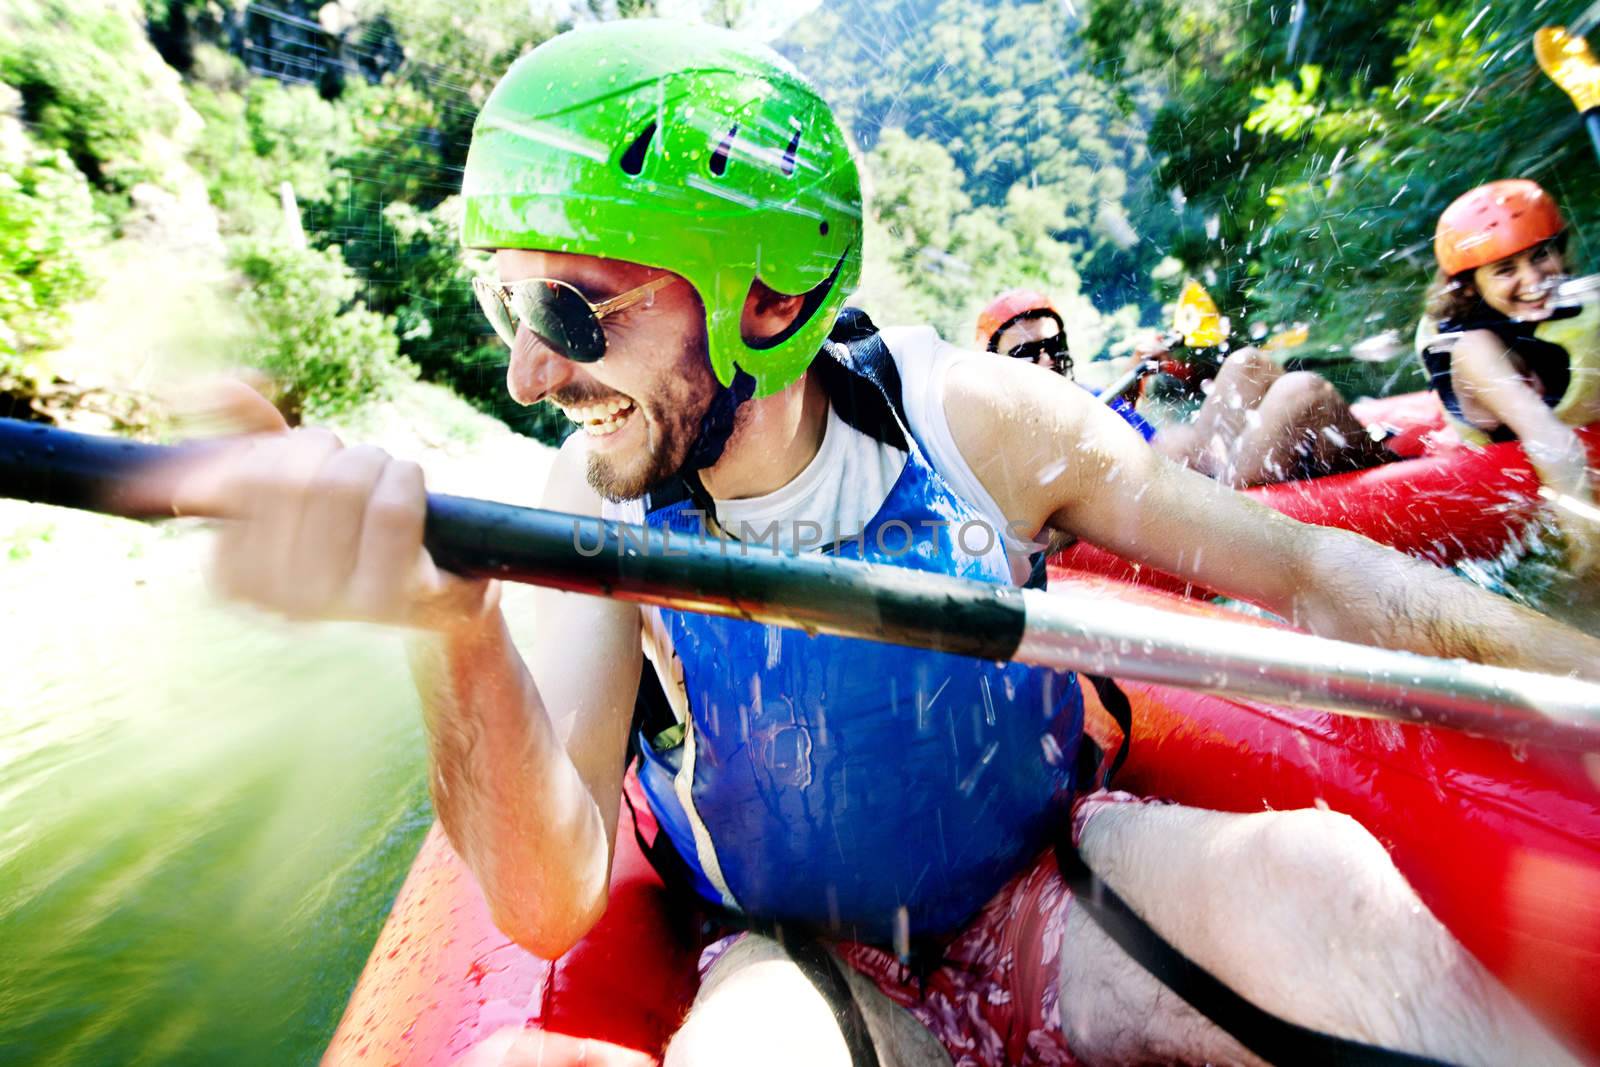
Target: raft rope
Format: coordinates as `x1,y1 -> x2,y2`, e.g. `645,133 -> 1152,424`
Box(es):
1057,846 -> 1452,1067
1062,703 -> 1454,1067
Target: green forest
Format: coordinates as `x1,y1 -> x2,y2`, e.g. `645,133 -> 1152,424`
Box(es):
1,0 -> 1596,440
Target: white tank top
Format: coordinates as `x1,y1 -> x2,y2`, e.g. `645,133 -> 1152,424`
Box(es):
602,325 -> 1041,583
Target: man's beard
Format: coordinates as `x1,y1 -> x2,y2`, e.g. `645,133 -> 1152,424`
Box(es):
584,321 -> 718,503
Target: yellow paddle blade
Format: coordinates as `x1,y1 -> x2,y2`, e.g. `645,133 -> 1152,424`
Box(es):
1262,323 -> 1310,352
1536,27 -> 1600,113
1173,279 -> 1225,348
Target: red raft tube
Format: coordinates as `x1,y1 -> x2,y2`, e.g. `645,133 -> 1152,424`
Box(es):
1058,390 -> 1600,594
323,573 -> 1600,1066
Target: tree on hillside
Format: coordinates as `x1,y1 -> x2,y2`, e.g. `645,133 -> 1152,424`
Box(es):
782,0 -> 1169,345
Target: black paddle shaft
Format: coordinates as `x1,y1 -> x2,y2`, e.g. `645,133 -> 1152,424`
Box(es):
0,417 -> 1028,660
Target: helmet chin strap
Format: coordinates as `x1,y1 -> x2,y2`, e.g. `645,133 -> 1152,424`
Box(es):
680,368 -> 759,473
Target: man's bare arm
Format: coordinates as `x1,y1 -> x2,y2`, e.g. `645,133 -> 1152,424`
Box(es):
407,436 -> 640,958
945,356 -> 1600,679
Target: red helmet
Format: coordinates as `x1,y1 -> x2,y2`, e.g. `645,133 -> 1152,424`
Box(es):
1434,179 -> 1566,277
977,289 -> 1062,351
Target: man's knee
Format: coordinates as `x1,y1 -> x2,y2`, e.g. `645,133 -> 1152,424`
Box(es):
1264,370 -> 1342,422
666,936 -> 840,1067
1236,808 -> 1399,899
1226,807 -> 1427,970
664,935 -> 948,1067
1214,346 -> 1278,390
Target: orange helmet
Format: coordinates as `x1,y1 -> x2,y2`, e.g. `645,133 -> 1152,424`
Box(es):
977,289 -> 1062,351
1434,179 -> 1566,277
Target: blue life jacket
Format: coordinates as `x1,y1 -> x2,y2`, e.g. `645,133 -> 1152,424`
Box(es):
1089,385 -> 1157,441
633,330 -> 1084,943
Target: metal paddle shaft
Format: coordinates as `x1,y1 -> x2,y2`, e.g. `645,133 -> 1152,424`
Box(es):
1096,360 -> 1151,403
3,417 -> 1599,749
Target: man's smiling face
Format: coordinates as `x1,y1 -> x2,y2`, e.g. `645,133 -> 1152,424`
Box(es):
495,249 -> 721,502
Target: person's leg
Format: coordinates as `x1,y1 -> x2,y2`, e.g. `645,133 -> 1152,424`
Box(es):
1169,347 -> 1281,479
664,934 -> 952,1067
1225,371 -> 1387,487
1057,798 -> 1578,1066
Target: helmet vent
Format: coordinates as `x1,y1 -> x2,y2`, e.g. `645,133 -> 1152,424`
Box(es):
620,122 -> 656,176
781,128 -> 802,176
710,124 -> 739,177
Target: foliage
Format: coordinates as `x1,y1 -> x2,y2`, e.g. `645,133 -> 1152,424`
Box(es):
298,0 -> 594,442
142,0 -> 245,73
782,0 -> 1164,355
333,76 -> 464,209
1083,0 -> 1600,377
346,0 -> 555,105
227,237 -> 412,419
0,0 -> 181,203
861,129 -> 1139,350
171,2 -> 573,440
186,74 -> 350,234
0,91 -> 101,374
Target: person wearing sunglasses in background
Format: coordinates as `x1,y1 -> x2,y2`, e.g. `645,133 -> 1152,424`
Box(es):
978,290 -> 1156,441
160,22 -> 1594,1067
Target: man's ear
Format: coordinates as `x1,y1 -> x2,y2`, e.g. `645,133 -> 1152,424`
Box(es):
740,279 -> 806,344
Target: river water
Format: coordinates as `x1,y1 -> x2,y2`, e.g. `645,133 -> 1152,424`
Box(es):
0,506 -> 435,1065
1,485 -> 1596,1066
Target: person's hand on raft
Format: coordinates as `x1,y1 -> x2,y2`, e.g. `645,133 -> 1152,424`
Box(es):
143,378 -> 497,631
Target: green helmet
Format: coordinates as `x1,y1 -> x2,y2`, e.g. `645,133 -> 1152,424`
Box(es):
461,20 -> 863,398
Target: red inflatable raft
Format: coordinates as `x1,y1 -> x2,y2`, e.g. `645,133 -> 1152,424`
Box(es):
323,573 -> 1600,1066
1058,391 -> 1600,595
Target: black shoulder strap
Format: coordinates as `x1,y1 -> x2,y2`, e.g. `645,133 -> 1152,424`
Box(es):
773,927 -> 883,1067
1031,557 -> 1132,791
626,658 -> 883,1065
815,310 -> 910,452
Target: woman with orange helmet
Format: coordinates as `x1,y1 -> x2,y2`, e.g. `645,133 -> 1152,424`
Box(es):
1421,178 -> 1600,573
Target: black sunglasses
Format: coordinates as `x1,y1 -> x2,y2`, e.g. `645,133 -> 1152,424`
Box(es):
472,274 -> 678,363
1005,334 -> 1072,375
